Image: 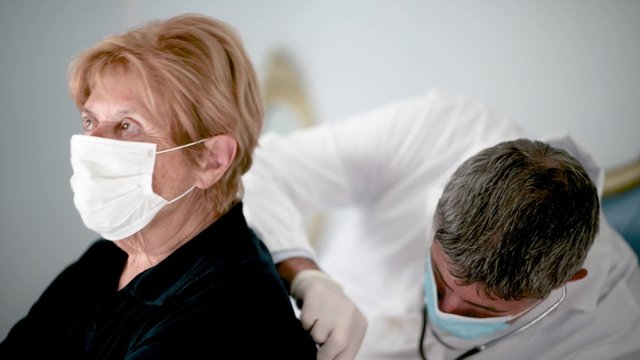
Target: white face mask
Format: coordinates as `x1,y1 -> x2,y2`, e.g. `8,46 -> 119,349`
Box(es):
69,134 -> 205,241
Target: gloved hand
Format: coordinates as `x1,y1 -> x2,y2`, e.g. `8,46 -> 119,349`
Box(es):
290,270 -> 368,360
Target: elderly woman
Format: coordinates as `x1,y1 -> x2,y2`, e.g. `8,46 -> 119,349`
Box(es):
0,13 -> 316,359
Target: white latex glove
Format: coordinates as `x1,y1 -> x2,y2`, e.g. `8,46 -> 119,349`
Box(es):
290,270 -> 368,360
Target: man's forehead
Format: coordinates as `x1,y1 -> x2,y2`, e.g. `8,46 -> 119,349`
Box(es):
429,240 -> 536,313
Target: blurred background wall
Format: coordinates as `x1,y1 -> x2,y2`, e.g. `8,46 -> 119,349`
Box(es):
1,0 -> 639,339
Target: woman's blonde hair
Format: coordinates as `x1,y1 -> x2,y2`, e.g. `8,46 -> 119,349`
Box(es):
68,13 -> 264,214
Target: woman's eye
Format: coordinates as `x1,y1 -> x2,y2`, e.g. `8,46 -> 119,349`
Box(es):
119,119 -> 139,134
83,118 -> 96,131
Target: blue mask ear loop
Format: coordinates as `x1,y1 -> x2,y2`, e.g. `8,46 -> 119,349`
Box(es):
418,285 -> 567,360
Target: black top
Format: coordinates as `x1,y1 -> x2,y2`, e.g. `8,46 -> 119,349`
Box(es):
0,203 -> 317,359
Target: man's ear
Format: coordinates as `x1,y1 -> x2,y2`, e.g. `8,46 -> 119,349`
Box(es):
567,268 -> 588,282
194,135 -> 237,190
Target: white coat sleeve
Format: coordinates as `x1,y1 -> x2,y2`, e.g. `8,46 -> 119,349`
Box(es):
242,90 -> 522,262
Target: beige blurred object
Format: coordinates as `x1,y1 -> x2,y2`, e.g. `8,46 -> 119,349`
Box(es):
263,50 -> 315,130
261,49 -> 325,247
603,157 -> 640,197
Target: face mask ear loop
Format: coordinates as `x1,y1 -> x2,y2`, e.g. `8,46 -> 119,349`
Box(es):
165,185 -> 197,205
156,138 -> 208,154
155,139 -> 207,204
155,138 -> 208,204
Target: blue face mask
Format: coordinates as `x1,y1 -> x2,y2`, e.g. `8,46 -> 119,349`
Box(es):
423,255 -> 515,340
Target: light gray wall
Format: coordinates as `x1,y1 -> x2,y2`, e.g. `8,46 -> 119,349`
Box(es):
1,0 -> 639,340
0,0 -> 126,340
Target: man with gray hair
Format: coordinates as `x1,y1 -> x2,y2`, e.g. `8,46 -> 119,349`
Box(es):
243,90 -> 640,359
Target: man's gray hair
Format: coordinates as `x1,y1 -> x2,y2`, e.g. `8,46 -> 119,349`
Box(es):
434,138 -> 600,301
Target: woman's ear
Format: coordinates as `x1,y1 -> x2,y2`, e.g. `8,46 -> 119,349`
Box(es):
567,268 -> 588,282
194,135 -> 237,190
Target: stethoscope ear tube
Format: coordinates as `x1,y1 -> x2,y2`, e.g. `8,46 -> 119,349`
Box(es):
419,305 -> 429,360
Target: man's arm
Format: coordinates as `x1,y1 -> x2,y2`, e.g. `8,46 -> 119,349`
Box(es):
243,90 -> 522,359
277,257 -> 321,291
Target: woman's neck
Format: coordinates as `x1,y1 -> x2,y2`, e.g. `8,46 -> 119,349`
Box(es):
115,196 -> 219,290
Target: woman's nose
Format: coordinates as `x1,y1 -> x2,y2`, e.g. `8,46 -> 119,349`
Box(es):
87,125 -> 114,139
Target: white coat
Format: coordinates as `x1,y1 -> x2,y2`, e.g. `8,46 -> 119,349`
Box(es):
243,90 -> 640,360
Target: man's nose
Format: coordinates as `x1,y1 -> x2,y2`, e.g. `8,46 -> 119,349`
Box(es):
437,289 -> 466,315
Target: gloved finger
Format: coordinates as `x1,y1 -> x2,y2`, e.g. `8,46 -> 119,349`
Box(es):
332,342 -> 360,360
299,306 -> 322,331
324,312 -> 367,360
316,330 -> 348,360
309,318 -> 333,346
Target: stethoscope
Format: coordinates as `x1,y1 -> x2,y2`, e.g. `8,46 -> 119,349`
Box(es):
418,285 -> 567,360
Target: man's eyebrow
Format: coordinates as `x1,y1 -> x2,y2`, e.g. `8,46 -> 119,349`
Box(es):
464,298 -> 509,314
431,254 -> 509,314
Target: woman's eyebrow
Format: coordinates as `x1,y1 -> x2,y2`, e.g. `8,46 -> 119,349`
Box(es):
81,107 -> 94,116
115,109 -> 135,117
81,107 -> 136,116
